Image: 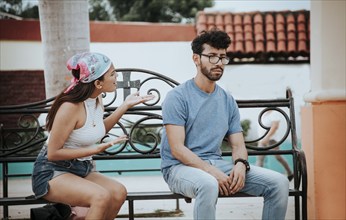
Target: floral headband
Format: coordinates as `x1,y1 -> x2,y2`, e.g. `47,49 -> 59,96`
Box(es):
64,52 -> 111,93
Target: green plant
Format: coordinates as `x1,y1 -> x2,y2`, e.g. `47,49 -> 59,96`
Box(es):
241,119 -> 251,138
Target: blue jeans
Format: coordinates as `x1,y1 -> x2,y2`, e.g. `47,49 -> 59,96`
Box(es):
164,159 -> 289,220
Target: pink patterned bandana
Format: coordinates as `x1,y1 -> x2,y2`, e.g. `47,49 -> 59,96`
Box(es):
64,52 -> 111,93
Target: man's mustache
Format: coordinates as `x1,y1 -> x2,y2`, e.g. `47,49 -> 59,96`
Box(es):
211,67 -> 224,72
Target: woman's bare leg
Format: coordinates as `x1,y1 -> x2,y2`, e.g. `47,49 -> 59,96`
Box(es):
85,172 -> 127,219
44,173 -> 113,220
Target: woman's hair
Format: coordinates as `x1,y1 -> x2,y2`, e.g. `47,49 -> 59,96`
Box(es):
191,29 -> 231,54
45,69 -> 104,131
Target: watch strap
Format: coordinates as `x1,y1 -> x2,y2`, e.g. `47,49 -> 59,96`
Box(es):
234,158 -> 250,172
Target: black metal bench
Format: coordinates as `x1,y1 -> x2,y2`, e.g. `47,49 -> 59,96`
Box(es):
0,68 -> 307,220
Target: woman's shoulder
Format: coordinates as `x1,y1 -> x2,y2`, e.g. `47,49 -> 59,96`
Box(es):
59,101 -> 83,114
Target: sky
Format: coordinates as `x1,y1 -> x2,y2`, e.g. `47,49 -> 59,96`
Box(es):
209,0 -> 310,12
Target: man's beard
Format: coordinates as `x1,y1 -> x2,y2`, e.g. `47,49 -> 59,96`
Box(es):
201,65 -> 224,81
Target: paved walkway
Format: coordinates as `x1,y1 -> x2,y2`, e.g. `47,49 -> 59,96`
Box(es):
1,175 -> 295,219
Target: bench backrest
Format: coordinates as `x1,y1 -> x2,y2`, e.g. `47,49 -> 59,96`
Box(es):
0,68 -> 299,161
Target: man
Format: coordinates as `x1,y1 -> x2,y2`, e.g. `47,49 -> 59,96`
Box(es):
160,30 -> 289,220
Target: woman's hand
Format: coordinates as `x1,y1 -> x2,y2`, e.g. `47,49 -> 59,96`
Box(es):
96,135 -> 128,153
124,92 -> 155,108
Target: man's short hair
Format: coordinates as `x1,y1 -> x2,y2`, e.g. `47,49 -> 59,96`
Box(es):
191,29 -> 231,54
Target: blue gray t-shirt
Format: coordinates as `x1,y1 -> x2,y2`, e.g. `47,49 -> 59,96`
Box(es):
160,79 -> 243,173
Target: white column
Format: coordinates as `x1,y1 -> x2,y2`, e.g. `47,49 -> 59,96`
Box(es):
304,0 -> 346,102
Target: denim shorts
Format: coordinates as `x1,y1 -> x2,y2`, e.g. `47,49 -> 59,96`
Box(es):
32,145 -> 95,198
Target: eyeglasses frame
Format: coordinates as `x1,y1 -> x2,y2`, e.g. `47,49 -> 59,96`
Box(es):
199,53 -> 230,65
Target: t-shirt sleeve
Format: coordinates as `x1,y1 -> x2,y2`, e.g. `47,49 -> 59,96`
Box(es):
162,90 -> 186,126
227,96 -> 243,135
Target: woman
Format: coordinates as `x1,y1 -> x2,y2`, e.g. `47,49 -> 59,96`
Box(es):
32,52 -> 154,219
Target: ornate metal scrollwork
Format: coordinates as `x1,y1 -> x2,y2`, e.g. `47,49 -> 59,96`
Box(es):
245,107 -> 291,151
128,115 -> 163,154
1,114 -> 46,157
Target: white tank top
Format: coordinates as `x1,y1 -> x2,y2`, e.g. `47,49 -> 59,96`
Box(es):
62,98 -> 106,160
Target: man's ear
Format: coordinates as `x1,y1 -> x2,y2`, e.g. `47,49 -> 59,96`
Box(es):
192,54 -> 200,66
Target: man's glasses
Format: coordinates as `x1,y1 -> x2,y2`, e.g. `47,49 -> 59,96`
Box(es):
199,54 -> 230,65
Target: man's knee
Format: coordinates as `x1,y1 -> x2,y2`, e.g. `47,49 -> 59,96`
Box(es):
197,177 -> 219,197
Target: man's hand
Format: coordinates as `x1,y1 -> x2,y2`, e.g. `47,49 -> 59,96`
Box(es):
228,162 -> 246,194
207,166 -> 233,196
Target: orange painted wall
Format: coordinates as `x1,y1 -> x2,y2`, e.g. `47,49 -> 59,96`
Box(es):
302,101 -> 346,219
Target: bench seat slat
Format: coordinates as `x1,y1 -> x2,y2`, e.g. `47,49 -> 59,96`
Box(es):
0,188 -> 301,206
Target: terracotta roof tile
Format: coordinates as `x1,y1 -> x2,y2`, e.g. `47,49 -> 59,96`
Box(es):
287,23 -> 296,32
245,40 -> 254,53
255,33 -> 264,41
277,31 -> 286,41
287,13 -> 295,23
224,14 -> 233,24
235,32 -> 243,41
266,32 -> 275,41
267,40 -> 276,52
298,32 -> 307,41
266,23 -> 275,32
225,24 -> 234,33
215,14 -> 223,25
243,14 -> 252,25
234,14 -> 242,25
254,13 -> 263,24
297,13 -> 306,23
276,23 -> 285,32
265,14 -> 274,24
254,23 -> 263,33
195,10 -> 310,64
235,25 -> 243,33
288,40 -> 296,52
276,14 -> 285,24
255,41 -> 265,53
245,32 -> 253,41
277,40 -> 286,52
244,24 -> 253,32
287,32 -> 296,40
298,23 -> 306,32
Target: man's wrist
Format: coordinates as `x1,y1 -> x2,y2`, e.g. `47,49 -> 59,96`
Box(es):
234,158 -> 250,172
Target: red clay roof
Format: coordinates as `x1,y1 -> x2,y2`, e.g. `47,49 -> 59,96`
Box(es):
196,10 -> 310,64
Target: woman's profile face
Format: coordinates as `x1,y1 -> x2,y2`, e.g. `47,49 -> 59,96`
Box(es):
100,64 -> 117,92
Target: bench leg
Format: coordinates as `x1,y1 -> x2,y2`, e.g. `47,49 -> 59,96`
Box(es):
295,196 -> 301,220
302,194 -> 307,220
175,198 -> 180,210
128,200 -> 134,220
3,162 -> 9,219
4,205 -> 9,220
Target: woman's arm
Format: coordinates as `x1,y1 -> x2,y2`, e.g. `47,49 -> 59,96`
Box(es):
103,92 -> 154,133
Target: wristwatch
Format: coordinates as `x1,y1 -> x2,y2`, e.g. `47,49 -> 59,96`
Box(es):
234,158 -> 250,172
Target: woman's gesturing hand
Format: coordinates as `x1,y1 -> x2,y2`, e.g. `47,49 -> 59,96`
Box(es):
124,92 -> 155,108
96,135 -> 128,153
